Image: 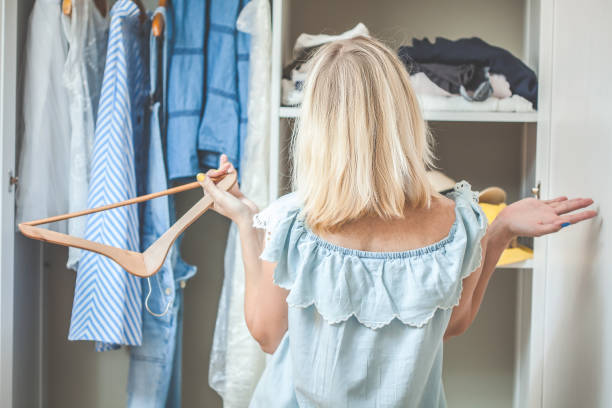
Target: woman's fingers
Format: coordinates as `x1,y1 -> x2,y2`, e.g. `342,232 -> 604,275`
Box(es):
549,198 -> 594,215
199,175 -> 224,200
543,196 -> 568,204
560,209 -> 598,225
206,163 -> 231,179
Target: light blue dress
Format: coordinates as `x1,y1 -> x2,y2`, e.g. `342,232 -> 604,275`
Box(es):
249,182 -> 488,408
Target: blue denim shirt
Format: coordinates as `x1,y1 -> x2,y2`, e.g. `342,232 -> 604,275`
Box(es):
127,6 -> 197,407
167,0 -> 250,180
198,0 -> 250,172
165,0 -> 207,180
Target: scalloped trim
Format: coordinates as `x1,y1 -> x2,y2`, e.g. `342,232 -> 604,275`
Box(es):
275,200 -> 488,330
267,184 -> 488,330
281,228 -> 486,330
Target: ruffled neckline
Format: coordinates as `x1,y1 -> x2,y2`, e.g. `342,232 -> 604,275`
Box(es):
253,181 -> 487,329
298,211 -> 459,259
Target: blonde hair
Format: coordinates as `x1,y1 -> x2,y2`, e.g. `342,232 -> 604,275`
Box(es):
291,36 -> 435,233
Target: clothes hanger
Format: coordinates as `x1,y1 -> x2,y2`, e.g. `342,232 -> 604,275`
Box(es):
62,0 -> 108,18
152,0 -> 169,37
19,172 -> 236,278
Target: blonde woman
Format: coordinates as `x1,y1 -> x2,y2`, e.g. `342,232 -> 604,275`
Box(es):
200,37 -> 595,407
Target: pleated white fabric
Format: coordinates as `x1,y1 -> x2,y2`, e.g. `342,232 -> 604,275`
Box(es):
61,0 -> 109,270
16,0 -> 71,232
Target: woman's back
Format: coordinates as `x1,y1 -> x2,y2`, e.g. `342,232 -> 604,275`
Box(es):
318,194 -> 456,254
249,183 -> 487,408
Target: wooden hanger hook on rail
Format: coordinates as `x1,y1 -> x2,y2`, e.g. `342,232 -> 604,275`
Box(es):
152,0 -> 169,37
18,171 -> 237,278
63,0 -> 108,18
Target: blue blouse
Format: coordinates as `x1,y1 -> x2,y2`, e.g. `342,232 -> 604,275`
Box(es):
249,182 -> 488,407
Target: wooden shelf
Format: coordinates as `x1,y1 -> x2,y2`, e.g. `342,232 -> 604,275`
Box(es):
279,106 -> 538,123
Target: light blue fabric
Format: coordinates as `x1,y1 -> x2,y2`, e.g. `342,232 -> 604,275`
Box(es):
69,0 -> 149,351
127,288 -> 184,408
198,0 -> 250,172
249,182 -> 488,407
165,0 -> 206,180
127,7 -> 197,407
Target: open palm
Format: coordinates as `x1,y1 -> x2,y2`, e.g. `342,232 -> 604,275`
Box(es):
499,196 -> 597,238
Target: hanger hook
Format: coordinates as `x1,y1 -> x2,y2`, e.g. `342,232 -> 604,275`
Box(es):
145,277 -> 172,317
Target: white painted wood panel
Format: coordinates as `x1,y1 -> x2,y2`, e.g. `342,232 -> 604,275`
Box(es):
540,0 -> 612,406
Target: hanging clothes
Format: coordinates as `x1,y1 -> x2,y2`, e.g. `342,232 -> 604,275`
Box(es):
198,0 -> 250,172
61,0 -> 110,270
398,37 -> 538,107
165,0 -> 207,181
69,0 -> 149,351
209,0 -> 269,405
16,0 -> 71,232
127,6 -> 197,408
166,0 -> 250,180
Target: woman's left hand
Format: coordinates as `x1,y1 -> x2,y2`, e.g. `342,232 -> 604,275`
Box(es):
199,154 -> 259,226
494,196 -> 597,242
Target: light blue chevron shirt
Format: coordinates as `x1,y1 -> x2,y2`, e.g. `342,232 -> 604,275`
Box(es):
69,0 -> 149,351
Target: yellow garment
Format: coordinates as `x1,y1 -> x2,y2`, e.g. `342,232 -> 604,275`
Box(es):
498,245 -> 533,266
480,202 -> 506,224
479,203 -> 534,266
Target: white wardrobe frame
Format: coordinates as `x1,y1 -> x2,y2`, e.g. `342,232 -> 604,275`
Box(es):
0,0 -> 555,406
267,0 -> 553,407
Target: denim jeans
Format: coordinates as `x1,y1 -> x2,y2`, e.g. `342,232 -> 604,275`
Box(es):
127,7 -> 196,407
127,283 -> 185,408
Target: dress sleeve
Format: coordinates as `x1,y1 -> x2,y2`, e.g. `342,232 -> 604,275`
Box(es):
446,181 -> 489,280
252,192 -> 302,262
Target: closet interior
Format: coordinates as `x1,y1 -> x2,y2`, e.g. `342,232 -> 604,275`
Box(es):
13,0 -> 230,407
269,1 -> 539,408
10,0 -> 541,407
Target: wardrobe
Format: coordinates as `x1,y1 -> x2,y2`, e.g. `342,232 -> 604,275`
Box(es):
1,0 -> 611,408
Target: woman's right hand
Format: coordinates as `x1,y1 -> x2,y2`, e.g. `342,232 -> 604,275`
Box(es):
199,154 -> 259,226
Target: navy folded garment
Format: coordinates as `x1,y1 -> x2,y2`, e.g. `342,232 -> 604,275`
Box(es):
398,37 -> 538,108
401,55 -> 492,102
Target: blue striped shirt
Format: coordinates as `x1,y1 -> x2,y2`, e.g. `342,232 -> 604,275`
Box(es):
69,0 -> 149,351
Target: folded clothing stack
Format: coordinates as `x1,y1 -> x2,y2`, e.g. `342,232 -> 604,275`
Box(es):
281,23 -> 370,106
400,37 -> 538,112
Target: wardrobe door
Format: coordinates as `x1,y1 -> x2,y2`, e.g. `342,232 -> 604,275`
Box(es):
536,0 -> 612,406
0,0 -> 43,407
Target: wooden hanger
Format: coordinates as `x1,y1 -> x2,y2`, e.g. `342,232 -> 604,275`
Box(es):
19,172 -> 236,278
62,0 -> 108,18
152,0 -> 169,37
